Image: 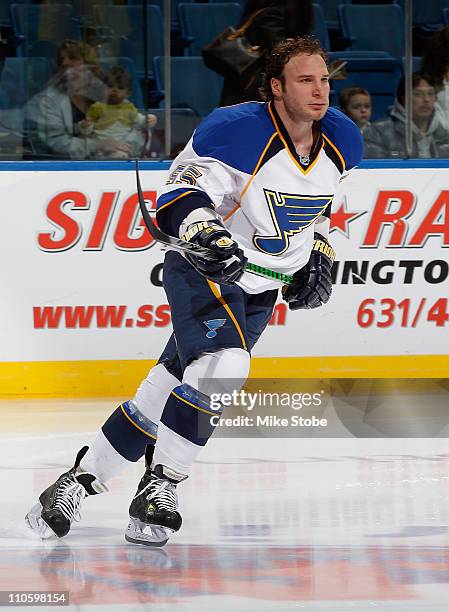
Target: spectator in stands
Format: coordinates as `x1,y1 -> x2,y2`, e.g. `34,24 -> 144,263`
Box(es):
363,72 -> 449,158
26,40 -> 133,159
219,0 -> 314,106
339,87 -> 372,133
421,27 -> 449,130
76,66 -> 156,159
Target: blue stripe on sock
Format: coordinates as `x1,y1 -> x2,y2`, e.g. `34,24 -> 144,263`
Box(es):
122,401 -> 159,439
102,401 -> 157,462
160,384 -> 223,446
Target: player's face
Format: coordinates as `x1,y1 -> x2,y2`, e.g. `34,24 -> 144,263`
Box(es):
346,94 -> 372,127
272,53 -> 330,123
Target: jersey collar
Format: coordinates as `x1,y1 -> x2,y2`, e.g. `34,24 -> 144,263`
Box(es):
267,101 -> 323,175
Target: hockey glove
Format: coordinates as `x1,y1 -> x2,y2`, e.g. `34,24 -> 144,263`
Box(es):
181,221 -> 247,285
282,233 -> 335,310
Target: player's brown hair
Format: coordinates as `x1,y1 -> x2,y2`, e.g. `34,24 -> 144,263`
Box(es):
338,87 -> 371,113
259,36 -> 328,101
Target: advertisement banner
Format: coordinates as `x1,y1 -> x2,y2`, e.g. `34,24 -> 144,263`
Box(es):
0,167 -> 448,363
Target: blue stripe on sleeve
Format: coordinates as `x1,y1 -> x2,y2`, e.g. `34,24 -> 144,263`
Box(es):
156,188 -> 214,235
192,103 -> 275,174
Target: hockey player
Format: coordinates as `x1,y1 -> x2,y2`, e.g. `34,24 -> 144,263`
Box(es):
26,37 -> 363,546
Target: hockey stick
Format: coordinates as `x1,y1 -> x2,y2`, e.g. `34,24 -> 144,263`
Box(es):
135,160 -> 293,285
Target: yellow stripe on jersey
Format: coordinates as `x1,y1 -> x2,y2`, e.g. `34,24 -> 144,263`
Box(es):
206,280 -> 247,351
240,132 -> 277,201
156,190 -> 196,214
268,103 -> 324,176
224,132 -> 277,222
322,134 -> 346,172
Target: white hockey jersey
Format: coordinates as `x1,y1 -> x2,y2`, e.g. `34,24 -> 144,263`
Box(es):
156,101 -> 363,293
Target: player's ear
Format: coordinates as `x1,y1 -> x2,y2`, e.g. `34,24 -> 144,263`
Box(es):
271,77 -> 282,98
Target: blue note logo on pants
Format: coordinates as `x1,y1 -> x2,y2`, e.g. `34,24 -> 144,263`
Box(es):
203,319 -> 227,338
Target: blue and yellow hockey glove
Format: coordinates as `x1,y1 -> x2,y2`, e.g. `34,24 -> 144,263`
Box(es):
282,233 -> 335,310
181,221 -> 247,285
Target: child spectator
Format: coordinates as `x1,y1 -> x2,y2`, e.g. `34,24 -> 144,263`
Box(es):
77,66 -> 156,158
339,87 -> 372,133
26,39 -> 112,159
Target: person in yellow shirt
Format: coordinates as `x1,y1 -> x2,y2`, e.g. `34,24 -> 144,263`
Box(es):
77,66 -> 156,158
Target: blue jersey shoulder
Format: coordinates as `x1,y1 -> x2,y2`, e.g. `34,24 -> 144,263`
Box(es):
192,103 -> 275,175
321,107 -> 364,170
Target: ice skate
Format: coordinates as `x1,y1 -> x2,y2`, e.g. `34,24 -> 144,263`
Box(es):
125,451 -> 187,547
25,446 -> 107,539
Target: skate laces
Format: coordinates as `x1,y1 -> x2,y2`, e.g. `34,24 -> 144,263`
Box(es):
135,478 -> 178,513
53,476 -> 86,523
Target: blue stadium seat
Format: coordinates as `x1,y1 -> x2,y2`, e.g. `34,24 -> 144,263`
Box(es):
328,53 -> 402,121
100,57 -> 144,109
402,56 -> 422,74
349,1 -> 402,4
10,4 -> 81,59
153,56 -> 223,116
339,3 -> 404,60
0,57 -> 51,109
178,3 -> 243,56
126,0 -> 194,31
444,7 -> 449,26
316,0 -> 349,30
0,0 -> 29,28
161,0 -> 193,30
411,0 -> 445,28
208,0 -> 245,6
93,4 -> 163,78
312,4 -> 330,50
147,107 -> 201,157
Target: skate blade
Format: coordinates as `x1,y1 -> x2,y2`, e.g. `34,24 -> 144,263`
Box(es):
125,518 -> 173,547
25,502 -> 58,539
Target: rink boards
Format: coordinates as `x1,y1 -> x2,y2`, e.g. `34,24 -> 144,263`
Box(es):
0,160 -> 448,396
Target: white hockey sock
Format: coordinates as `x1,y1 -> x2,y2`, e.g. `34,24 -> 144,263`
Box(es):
133,362 -> 181,422
81,363 -> 181,483
80,430 -> 130,483
152,423 -> 202,476
153,348 -> 250,476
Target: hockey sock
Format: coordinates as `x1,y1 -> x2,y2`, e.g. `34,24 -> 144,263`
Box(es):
153,348 -> 250,475
152,383 -> 223,475
133,363 -> 181,423
82,364 -> 180,481
79,431 -> 127,484
101,400 -> 158,462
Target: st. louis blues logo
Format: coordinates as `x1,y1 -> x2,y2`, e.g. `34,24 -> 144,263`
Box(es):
203,319 -> 226,338
253,189 -> 333,255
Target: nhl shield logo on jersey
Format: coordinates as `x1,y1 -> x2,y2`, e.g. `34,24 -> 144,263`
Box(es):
203,319 -> 227,338
253,189 -> 333,255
